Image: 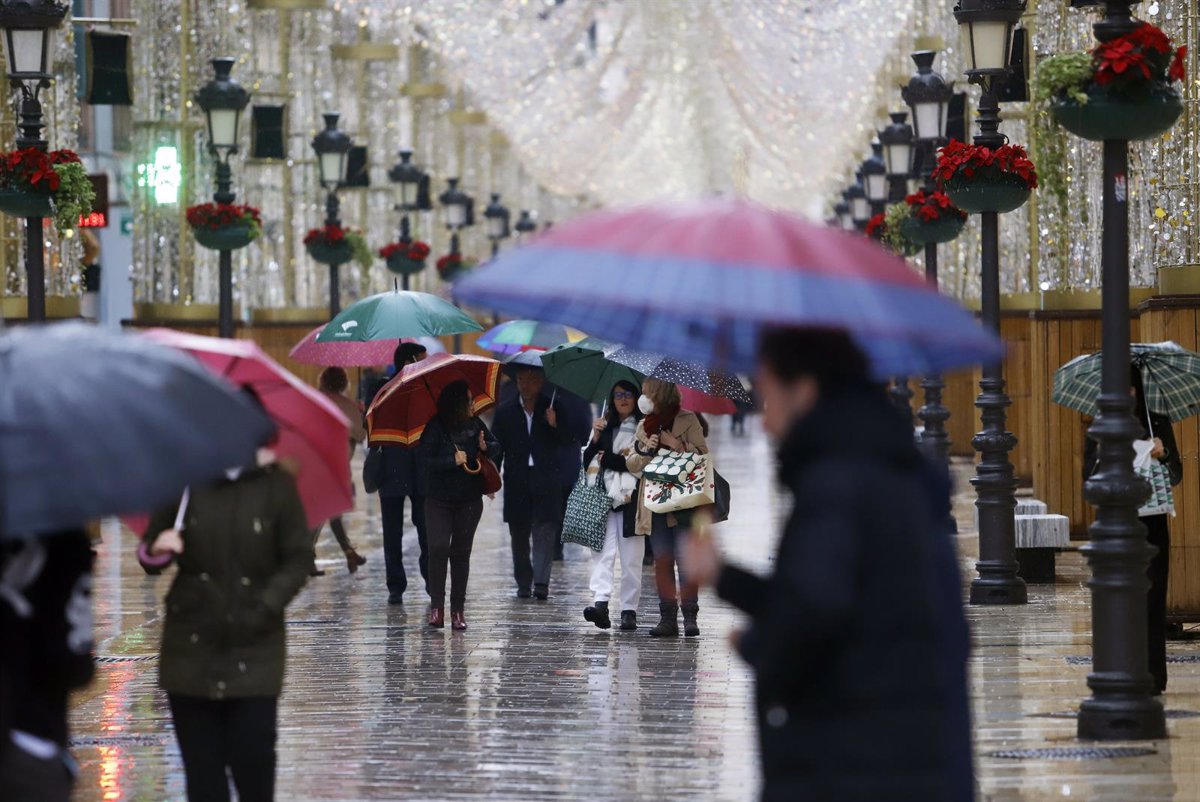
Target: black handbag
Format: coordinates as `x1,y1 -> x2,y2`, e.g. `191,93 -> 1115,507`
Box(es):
362,446 -> 384,494
712,470 -> 731,524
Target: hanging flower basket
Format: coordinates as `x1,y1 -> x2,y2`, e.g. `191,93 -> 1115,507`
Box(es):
935,140 -> 1037,215
896,190 -> 968,245
436,253 -> 477,283
1037,23 -> 1187,143
304,224 -> 371,267
380,239 -> 431,276
186,203 -> 262,252
1051,84 -> 1183,142
0,186 -> 53,218
0,148 -> 94,229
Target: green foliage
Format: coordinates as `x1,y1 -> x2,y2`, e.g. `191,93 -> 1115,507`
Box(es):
51,162 -> 95,233
1033,52 -> 1093,108
344,230 -> 373,270
882,203 -> 919,257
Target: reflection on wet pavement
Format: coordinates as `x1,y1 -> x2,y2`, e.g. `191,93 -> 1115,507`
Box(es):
70,422 -> 1200,800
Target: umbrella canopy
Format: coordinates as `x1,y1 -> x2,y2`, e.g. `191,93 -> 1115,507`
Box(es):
143,329 -> 353,529
538,337 -> 645,404
454,197 -> 1001,376
315,289 -> 482,344
1053,341 -> 1200,423
608,347 -> 752,404
290,326 -> 421,368
680,386 -> 738,415
367,353 -> 501,447
477,319 -> 587,355
0,323 -> 274,538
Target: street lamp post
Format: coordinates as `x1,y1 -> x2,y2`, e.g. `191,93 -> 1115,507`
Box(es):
955,0 -> 1027,606
439,177 -> 474,352
902,50 -> 956,468
387,148 -> 431,291
847,177 -> 870,232
194,57 -> 250,339
1077,0 -> 1166,742
311,112 -> 352,316
484,192 -> 511,259
0,0 -> 67,323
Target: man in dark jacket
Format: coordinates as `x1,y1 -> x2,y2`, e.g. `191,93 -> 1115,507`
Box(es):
492,366 -> 572,599
685,329 -> 971,802
374,343 -> 430,605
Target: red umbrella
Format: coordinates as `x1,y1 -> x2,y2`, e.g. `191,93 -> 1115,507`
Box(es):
367,353 -> 500,447
290,326 -> 410,368
680,385 -> 737,415
142,329 -> 352,528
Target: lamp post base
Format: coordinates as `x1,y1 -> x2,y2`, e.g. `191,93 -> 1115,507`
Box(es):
968,571 -> 1028,605
1078,696 -> 1165,741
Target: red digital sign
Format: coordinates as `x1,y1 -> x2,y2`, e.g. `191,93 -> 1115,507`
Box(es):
79,211 -> 108,228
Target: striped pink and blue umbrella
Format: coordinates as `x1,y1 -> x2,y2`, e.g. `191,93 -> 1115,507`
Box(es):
476,319 -> 587,355
454,198 -> 1000,376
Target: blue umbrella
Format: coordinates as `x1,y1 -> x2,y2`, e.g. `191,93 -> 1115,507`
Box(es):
0,323 -> 275,538
454,198 -> 1001,376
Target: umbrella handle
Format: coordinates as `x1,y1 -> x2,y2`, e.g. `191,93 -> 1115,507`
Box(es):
173,487 -> 190,532
550,388 -> 557,406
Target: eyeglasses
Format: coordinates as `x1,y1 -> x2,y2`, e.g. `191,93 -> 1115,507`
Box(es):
613,391 -> 636,400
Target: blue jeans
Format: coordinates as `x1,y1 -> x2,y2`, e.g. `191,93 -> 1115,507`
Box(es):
650,512 -> 697,605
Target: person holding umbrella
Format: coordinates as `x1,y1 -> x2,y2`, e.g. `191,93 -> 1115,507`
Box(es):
139,396 -> 312,802
418,381 -> 502,630
313,367 -> 368,576
625,377 -> 708,637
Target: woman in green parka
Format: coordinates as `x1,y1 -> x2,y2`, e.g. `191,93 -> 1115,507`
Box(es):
140,436 -> 311,802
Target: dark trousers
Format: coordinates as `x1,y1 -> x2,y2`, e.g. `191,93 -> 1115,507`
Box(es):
1145,514 -> 1170,693
168,694 -> 277,802
509,514 -> 559,592
424,497 -> 483,610
380,492 -> 428,597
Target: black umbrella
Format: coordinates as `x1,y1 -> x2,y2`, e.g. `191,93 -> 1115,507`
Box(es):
0,323 -> 275,538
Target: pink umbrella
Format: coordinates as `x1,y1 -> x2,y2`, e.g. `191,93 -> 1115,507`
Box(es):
679,385 -> 737,415
142,329 -> 352,528
290,326 -> 406,368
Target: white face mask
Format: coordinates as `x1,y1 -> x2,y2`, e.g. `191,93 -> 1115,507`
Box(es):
637,394 -> 655,415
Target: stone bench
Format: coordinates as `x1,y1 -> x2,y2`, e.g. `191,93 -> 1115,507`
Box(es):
973,498 -> 1049,531
1014,514 -> 1070,583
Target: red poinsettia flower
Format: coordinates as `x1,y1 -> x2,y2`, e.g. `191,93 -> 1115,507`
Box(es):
1096,39 -> 1152,85
1169,46 -> 1187,83
935,140 -> 1037,192
864,213 -> 886,240
1128,22 -> 1172,56
436,253 -> 462,272
49,149 -> 81,165
408,241 -> 431,261
186,202 -> 262,231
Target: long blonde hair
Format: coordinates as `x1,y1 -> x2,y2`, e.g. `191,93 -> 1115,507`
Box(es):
644,378 -> 681,411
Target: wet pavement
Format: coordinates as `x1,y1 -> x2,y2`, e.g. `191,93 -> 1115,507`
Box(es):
69,422 -> 1200,800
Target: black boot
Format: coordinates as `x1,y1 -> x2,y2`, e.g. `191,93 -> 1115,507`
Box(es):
681,602 -> 700,637
619,610 -> 637,631
649,601 -> 679,638
583,601 -> 611,630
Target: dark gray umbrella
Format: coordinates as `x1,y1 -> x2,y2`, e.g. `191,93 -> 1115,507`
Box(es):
0,323 -> 275,538
607,347 -> 751,403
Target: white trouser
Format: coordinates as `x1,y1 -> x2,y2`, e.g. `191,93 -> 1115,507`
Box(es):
589,509 -> 646,611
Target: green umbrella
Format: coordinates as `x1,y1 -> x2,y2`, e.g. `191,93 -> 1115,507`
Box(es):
315,290 -> 482,343
1052,341 -> 1200,422
539,337 -> 645,403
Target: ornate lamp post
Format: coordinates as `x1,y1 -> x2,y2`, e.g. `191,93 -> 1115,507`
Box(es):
847,177 -> 870,231
955,0 -> 1027,606
861,143 -> 889,216
1077,0 -> 1166,742
902,51 -> 956,469
880,112 -> 914,204
484,192 -> 511,259
514,209 -> 537,239
311,112 -> 352,316
387,148 -> 431,290
834,200 -> 852,231
439,177 -> 474,352
0,0 -> 67,323
194,58 -> 250,339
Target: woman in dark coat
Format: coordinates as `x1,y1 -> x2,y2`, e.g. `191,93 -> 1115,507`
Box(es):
1084,365 -> 1183,695
140,444 -> 312,802
419,380 -> 502,631
685,328 -> 971,802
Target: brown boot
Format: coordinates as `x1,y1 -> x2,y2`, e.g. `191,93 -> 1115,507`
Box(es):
344,548 -> 367,574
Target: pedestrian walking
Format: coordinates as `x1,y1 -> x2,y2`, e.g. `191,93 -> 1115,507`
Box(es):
624,378 -> 708,637
492,366 -> 571,600
312,367 -> 368,576
373,342 -> 431,604
418,380 -> 501,630
581,380 -> 645,631
554,387 -> 594,561
684,328 -> 971,802
139,432 -> 311,802
1084,365 -> 1182,695
0,530 -> 95,802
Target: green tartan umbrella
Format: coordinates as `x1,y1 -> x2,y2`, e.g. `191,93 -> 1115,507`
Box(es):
539,337 -> 645,403
1052,341 -> 1200,422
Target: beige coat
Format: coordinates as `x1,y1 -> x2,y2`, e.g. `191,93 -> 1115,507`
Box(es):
625,410 -> 708,535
